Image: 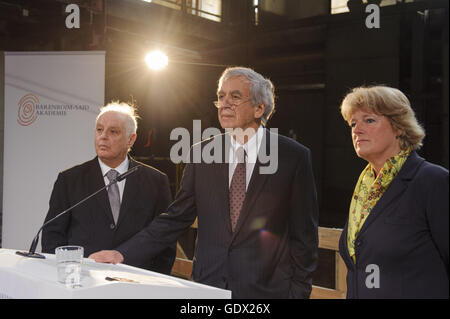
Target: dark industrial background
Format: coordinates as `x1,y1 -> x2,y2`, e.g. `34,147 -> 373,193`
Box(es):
0,0 -> 448,289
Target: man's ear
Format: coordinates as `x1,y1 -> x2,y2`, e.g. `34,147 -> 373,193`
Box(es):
254,103 -> 265,119
128,133 -> 137,148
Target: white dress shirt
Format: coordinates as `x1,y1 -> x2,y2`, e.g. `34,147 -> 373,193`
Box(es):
228,125 -> 264,191
98,157 -> 129,202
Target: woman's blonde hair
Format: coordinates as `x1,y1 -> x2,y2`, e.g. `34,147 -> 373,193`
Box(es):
340,85 -> 425,150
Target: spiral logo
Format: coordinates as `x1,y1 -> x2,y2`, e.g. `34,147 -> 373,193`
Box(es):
17,93 -> 39,126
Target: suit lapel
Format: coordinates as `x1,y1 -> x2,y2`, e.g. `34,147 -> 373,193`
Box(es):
357,151 -> 425,238
217,134 -> 232,233
340,222 -> 355,269
217,160 -> 232,233
357,178 -> 407,238
89,157 -> 115,224
116,159 -> 139,227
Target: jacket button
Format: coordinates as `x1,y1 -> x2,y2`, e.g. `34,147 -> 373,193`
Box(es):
355,240 -> 362,247
110,224 -> 115,230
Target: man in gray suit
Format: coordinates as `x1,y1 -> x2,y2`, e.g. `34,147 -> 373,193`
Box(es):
90,67 -> 319,298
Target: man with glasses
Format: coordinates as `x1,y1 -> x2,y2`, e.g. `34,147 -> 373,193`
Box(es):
90,67 -> 319,299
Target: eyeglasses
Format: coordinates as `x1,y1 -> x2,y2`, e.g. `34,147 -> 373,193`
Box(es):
213,97 -> 251,109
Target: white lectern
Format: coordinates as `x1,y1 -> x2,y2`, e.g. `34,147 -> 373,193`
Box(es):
0,249 -> 231,299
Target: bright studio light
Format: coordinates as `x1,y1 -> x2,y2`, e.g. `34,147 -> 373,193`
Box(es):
145,50 -> 168,71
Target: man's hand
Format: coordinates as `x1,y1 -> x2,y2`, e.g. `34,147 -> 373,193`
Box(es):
89,250 -> 124,264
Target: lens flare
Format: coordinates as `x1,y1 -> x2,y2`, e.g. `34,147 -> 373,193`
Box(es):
145,50 -> 168,71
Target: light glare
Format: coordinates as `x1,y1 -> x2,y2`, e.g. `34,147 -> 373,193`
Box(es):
145,51 -> 168,71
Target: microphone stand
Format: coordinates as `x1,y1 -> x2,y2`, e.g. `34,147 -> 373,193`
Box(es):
16,165 -> 140,259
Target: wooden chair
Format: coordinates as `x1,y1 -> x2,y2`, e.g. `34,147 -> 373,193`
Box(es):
171,222 -> 347,299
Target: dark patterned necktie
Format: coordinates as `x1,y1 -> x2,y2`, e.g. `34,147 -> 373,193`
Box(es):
229,147 -> 246,232
106,169 -> 120,224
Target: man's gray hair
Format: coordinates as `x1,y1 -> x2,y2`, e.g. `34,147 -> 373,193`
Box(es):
218,67 -> 275,126
96,101 -> 139,137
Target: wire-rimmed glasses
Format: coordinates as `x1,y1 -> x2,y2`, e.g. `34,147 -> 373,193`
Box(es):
213,97 -> 251,109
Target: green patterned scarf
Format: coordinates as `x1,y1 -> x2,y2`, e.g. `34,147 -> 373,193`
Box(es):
347,148 -> 411,263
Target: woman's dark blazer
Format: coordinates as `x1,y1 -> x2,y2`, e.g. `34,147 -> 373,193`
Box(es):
339,151 -> 449,298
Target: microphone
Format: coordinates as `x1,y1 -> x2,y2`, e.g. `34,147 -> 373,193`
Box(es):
16,165 -> 141,259
116,165 -> 139,182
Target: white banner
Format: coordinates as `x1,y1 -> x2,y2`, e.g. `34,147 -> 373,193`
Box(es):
2,51 -> 105,251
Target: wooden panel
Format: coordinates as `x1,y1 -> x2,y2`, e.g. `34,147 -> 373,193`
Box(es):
318,226 -> 342,251
335,251 -> 347,292
176,242 -> 188,259
171,258 -> 193,280
310,285 -> 346,299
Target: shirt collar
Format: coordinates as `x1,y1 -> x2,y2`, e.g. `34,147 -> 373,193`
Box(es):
98,156 -> 129,177
229,125 -> 264,163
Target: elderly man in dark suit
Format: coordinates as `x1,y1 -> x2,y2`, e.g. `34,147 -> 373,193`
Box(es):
90,67 -> 319,299
41,102 -> 175,274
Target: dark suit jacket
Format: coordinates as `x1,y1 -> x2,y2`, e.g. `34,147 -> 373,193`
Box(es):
41,157 -> 176,274
339,151 -> 449,298
117,129 -> 319,298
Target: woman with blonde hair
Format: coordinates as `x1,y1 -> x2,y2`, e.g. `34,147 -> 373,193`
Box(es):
338,85 -> 448,298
